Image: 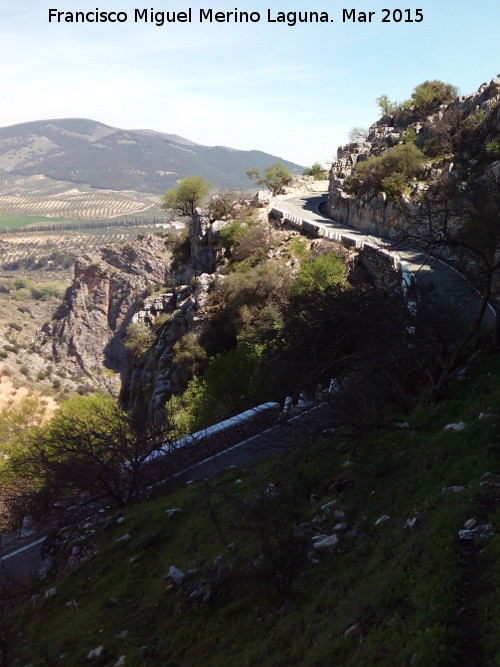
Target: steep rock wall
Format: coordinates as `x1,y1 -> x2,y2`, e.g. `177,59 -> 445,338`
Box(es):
36,235 -> 172,395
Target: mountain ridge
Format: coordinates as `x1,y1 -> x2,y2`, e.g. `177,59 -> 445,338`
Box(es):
0,118 -> 303,193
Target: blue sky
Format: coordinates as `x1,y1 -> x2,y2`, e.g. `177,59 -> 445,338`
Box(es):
1,1 -> 499,167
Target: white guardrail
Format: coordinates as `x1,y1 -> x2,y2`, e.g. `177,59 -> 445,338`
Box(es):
272,206 -> 410,293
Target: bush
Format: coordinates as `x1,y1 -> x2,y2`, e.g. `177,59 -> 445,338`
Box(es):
172,333 -> 208,386
183,344 -> 273,428
346,143 -> 426,198
202,261 -> 292,354
485,138 -> 500,163
292,252 -> 349,298
218,220 -> 243,252
410,80 -> 458,112
124,322 -> 155,359
376,94 -> 398,117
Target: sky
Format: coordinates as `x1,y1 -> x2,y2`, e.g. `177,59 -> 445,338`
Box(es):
1,1 -> 499,167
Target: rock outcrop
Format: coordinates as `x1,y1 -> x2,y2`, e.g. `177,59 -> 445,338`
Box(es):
36,235 -> 172,395
327,79 -> 500,244
122,274 -> 214,420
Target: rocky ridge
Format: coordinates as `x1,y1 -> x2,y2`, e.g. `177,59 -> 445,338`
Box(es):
327,78 -> 500,243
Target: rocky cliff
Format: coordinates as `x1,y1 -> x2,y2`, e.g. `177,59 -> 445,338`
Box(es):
36,234 -> 172,395
327,78 -> 500,244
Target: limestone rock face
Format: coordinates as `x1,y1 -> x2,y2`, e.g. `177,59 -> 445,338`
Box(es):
327,78 -> 500,246
122,274 -> 214,421
189,208 -> 223,274
37,235 -> 171,395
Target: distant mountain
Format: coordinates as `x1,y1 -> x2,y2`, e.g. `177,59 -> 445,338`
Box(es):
0,118 -> 303,193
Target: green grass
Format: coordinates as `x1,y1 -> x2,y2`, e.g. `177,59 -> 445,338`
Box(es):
0,215 -> 80,229
7,353 -> 500,666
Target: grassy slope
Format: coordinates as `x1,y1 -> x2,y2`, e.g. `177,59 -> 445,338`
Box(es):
8,353 -> 500,666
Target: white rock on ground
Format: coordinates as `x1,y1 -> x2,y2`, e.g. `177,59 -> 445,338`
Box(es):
375,515 -> 391,526
87,646 -> 104,659
458,524 -> 495,541
312,534 -> 339,550
168,565 -> 186,585
443,422 -> 466,432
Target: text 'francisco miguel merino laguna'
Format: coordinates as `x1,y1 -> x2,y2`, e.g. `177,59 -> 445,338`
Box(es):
48,8 -> 424,26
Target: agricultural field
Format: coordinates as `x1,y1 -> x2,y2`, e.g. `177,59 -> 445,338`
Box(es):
0,224 -> 170,280
0,215 -> 80,230
0,174 -> 167,223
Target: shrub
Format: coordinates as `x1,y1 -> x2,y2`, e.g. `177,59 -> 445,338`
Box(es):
124,322 -> 155,359
410,80 -> 458,112
218,220 -> 243,252
292,252 -> 349,298
172,333 -> 208,386
464,109 -> 486,133
376,94 -> 398,117
381,174 -> 408,202
202,261 -> 292,354
485,138 -> 500,163
346,143 -> 426,198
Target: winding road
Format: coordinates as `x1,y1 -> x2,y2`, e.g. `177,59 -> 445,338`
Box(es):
277,191 -> 496,330
1,189 -> 496,585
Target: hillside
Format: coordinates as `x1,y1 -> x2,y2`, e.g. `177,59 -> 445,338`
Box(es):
0,118 -> 303,193
5,352 -> 500,666
1,78 -> 499,666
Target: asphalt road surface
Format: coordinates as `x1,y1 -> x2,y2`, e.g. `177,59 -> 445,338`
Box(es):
278,193 -> 496,330
0,404 -> 331,587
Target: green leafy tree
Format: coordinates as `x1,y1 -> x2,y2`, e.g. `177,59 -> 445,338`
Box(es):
303,162 -> 326,179
2,395 -> 174,515
161,175 -> 211,217
246,162 -> 292,196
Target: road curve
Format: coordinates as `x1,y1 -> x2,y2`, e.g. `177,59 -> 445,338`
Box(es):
277,193 -> 496,330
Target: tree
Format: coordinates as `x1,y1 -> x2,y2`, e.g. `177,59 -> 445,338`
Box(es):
348,127 -> 369,143
303,162 -> 326,179
161,176 -> 211,217
206,189 -> 241,221
1,395 -> 176,519
246,162 -> 292,196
